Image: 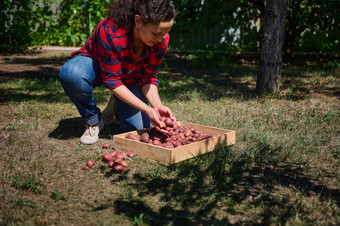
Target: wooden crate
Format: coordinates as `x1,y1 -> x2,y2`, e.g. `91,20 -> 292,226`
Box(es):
113,121 -> 236,165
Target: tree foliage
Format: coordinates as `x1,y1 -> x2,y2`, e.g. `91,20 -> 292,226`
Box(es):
0,0 -> 110,46
0,0 -> 338,53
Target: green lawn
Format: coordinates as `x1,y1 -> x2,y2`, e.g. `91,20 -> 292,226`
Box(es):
0,51 -> 339,225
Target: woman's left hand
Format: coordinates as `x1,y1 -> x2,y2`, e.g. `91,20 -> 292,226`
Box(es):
154,104 -> 176,123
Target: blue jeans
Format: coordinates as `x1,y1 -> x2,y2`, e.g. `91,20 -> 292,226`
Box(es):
59,55 -> 150,132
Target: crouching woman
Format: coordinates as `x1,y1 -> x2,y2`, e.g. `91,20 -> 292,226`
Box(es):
59,0 -> 177,144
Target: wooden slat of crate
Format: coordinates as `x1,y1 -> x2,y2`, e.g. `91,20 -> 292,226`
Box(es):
113,121 -> 236,165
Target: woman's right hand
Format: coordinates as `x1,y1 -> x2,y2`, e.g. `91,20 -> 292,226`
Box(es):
145,107 -> 168,133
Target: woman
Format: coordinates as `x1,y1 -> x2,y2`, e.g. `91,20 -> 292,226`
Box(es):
59,0 -> 176,144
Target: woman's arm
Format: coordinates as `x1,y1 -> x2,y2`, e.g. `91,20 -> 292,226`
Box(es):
110,85 -> 169,132
142,84 -> 176,122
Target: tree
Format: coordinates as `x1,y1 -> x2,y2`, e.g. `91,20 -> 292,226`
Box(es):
256,0 -> 287,94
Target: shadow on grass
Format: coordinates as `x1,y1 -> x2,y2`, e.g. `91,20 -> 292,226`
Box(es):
0,53 -> 259,104
48,117 -> 121,140
1,52 -> 338,104
106,147 -> 340,225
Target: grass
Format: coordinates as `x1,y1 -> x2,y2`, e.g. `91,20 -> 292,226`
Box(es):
0,50 -> 339,225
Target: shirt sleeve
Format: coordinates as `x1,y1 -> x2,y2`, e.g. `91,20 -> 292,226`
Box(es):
140,33 -> 170,87
97,25 -> 124,89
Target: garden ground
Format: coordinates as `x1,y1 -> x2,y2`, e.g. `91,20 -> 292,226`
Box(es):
0,47 -> 339,225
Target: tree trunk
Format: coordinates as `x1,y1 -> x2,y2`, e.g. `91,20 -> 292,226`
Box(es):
256,0 -> 287,95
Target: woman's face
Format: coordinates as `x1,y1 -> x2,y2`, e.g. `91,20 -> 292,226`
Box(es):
134,15 -> 174,47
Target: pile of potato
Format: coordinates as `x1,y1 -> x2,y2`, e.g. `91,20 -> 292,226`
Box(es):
125,117 -> 213,149
83,143 -> 136,173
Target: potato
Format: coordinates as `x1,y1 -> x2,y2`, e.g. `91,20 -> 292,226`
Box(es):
116,152 -> 123,160
193,133 -> 200,138
120,160 -> 128,167
112,163 -> 124,173
165,127 -> 173,132
174,141 -> 182,147
140,131 -> 150,143
114,158 -> 123,163
165,143 -> 174,149
125,133 -> 140,141
205,134 -> 213,139
127,153 -> 136,158
110,151 -> 117,157
108,160 -> 114,168
102,153 -> 113,162
184,129 -> 192,137
164,117 -> 173,127
172,123 -> 179,130
153,140 -> 161,146
121,152 -> 127,158
184,137 -> 195,145
102,143 -> 110,149
87,160 -> 95,168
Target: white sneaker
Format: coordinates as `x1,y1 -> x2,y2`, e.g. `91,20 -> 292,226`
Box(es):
80,119 -> 104,145
102,94 -> 118,125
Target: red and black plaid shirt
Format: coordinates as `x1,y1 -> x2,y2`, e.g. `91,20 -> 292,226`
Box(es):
72,17 -> 169,89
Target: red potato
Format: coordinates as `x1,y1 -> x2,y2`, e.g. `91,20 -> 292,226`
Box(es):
121,152 -> 127,158
193,133 -> 200,138
110,151 -> 117,157
114,158 -> 123,163
183,137 -> 195,145
184,129 -> 192,137
140,131 -> 150,143
125,133 -> 140,141
153,140 -> 161,146
102,153 -> 113,162
165,127 -> 172,132
196,135 -> 204,141
172,123 -> 179,130
87,160 -> 95,168
112,163 -> 124,173
102,143 -> 110,149
165,143 -> 174,149
108,160 -> 114,168
161,116 -> 166,121
115,152 -> 123,160
174,141 -> 182,147
83,165 -> 89,170
127,153 -> 136,158
164,117 -> 173,127
120,160 -> 128,167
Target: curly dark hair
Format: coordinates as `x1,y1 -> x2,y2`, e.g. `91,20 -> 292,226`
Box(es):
109,0 -> 176,30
